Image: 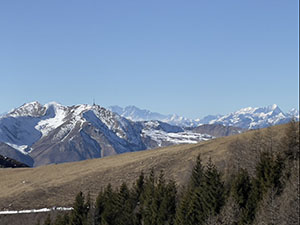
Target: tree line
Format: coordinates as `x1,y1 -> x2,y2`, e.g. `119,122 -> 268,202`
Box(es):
37,120 -> 299,225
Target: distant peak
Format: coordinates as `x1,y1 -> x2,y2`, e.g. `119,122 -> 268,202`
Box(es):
268,104 -> 278,110
19,101 -> 42,108
45,101 -> 63,107
8,101 -> 45,117
125,105 -> 140,110
27,101 -> 41,105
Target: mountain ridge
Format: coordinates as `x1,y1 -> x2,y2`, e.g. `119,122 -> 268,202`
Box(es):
0,102 -> 298,167
0,102 -> 212,166
109,104 -> 299,129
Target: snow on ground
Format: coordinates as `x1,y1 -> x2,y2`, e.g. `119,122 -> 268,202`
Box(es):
35,102 -> 68,137
4,143 -> 28,154
0,207 -> 73,215
54,120 -> 77,142
142,129 -> 212,147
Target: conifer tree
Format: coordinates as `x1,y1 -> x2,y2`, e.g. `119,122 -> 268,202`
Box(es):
100,184 -> 118,225
115,182 -> 135,225
239,178 -> 261,225
185,187 -> 208,225
141,169 -> 156,225
255,152 -> 284,195
174,188 -> 191,225
203,158 -> 225,215
175,155 -> 206,225
94,190 -> 105,225
69,191 -> 89,225
132,171 -> 145,225
162,179 -> 177,225
190,154 -> 205,189
85,192 -> 95,225
154,171 -> 177,225
177,156 -> 224,225
231,168 -> 252,209
134,171 -> 145,201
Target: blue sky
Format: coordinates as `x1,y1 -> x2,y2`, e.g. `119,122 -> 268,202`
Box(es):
0,0 -> 298,118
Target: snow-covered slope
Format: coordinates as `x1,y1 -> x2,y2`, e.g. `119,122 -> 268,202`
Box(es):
140,121 -> 212,148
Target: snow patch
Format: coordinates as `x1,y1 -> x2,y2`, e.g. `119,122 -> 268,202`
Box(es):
142,129 -> 212,146
0,207 -> 73,215
35,103 -> 68,136
5,143 -> 28,154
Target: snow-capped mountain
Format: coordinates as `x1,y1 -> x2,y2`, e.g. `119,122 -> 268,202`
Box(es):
287,108 -> 300,119
108,105 -> 167,122
108,105 -> 200,127
110,104 -> 298,129
0,102 -> 212,166
208,104 -> 295,129
0,102 -> 297,166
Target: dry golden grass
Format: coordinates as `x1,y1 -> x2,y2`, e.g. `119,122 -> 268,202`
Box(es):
0,123 -> 289,211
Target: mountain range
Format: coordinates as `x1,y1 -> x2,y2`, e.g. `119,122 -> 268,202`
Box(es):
109,104 -> 299,129
0,102 -> 212,166
0,102 -> 298,167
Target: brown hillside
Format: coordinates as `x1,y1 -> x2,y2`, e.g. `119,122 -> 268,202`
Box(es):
0,123 -> 290,211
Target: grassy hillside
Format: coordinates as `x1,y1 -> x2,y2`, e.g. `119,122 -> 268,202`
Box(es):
0,123 -> 292,211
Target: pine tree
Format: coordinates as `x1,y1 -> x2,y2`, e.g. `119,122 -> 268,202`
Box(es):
132,171 -> 145,225
185,187 -> 209,225
115,182 -> 134,225
175,188 -> 191,225
162,179 -> 177,225
85,191 -> 94,225
141,169 -> 156,225
154,171 -> 177,225
175,155 -> 205,225
69,191 -> 89,225
240,151 -> 285,225
100,184 -> 118,225
134,171 -> 145,201
190,154 -> 205,189
94,190 -> 105,225
177,156 -> 224,225
255,152 -> 284,195
240,179 -> 261,225
231,168 -> 252,209
203,158 -> 225,215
